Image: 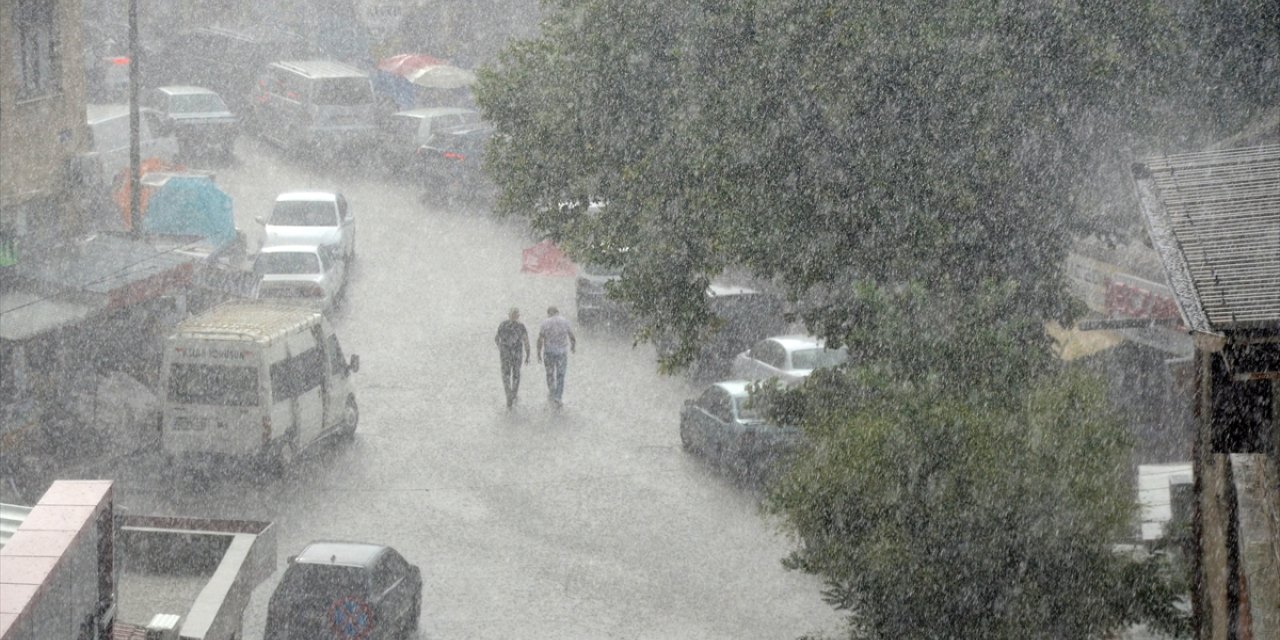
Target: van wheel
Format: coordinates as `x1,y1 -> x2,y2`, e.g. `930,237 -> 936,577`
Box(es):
341,396 -> 359,439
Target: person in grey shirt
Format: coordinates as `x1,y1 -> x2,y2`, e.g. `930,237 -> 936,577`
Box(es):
494,307 -> 531,408
536,306 -> 576,407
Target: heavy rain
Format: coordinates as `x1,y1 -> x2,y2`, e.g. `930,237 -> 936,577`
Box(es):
0,1 -> 1277,639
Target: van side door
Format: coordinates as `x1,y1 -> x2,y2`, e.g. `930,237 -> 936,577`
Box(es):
268,329 -> 328,448
323,332 -> 354,430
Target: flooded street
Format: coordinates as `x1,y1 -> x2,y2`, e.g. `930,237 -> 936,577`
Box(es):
95,138 -> 842,639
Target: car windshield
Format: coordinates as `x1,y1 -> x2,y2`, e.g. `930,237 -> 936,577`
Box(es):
790,346 -> 849,370
170,93 -> 228,113
312,78 -> 372,106
256,252 -> 320,275
167,364 -> 258,406
270,201 -> 337,226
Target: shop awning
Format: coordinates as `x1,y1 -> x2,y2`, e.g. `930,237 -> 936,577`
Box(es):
0,291 -> 98,341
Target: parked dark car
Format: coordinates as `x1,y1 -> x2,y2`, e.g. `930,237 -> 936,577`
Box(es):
379,107 -> 480,173
575,261 -> 626,327
265,541 -> 421,640
143,86 -> 239,160
655,285 -> 789,380
679,380 -> 803,485
415,122 -> 494,205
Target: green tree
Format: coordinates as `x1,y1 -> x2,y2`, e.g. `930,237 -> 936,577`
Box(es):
473,1 -> 1211,636
762,366 -> 1188,639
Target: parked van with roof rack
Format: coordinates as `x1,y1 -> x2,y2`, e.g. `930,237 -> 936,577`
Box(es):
159,301 -> 360,473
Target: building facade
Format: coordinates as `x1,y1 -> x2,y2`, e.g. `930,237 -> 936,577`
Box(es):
0,0 -> 89,253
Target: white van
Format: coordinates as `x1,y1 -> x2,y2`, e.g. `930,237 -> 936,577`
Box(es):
251,60 -> 379,150
160,301 -> 360,470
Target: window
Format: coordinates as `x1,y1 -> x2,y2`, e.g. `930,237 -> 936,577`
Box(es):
698,388 -> 733,423
373,554 -> 404,594
312,78 -> 372,106
327,335 -> 347,375
733,397 -> 764,424
269,201 -> 339,227
789,346 -> 848,370
254,251 -> 321,275
168,364 -> 259,406
270,347 -> 325,400
14,0 -> 60,99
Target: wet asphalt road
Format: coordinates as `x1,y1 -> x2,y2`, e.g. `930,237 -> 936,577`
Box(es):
100,138 -> 842,639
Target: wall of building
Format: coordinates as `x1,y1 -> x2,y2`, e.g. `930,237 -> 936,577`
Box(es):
0,480 -> 114,640
0,0 -> 89,246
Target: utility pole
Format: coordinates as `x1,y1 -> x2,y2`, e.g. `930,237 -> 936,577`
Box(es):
128,0 -> 141,238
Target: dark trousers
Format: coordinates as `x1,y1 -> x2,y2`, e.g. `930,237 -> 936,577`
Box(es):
500,351 -> 522,404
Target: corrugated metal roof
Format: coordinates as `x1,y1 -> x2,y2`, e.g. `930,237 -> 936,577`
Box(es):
173,300 -> 321,343
1134,145 -> 1280,334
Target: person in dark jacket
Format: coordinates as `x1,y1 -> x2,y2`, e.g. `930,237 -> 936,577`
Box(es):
495,307 -> 531,408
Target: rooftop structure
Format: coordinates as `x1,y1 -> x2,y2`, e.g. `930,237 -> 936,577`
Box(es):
1133,145 -> 1280,335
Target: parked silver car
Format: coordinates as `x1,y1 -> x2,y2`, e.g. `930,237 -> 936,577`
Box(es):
142,85 -> 239,159
256,191 -> 355,261
679,380 -> 802,485
731,334 -> 849,385
252,244 -> 346,310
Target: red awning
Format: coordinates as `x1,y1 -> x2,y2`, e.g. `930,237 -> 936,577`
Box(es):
521,240 -> 576,276
377,53 -> 448,77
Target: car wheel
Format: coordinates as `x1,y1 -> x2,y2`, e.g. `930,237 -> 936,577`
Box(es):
341,396 -> 359,439
679,420 -> 694,454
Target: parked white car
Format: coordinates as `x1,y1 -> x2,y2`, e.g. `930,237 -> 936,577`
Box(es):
80,104 -> 179,185
252,244 -> 346,310
730,334 -> 849,385
255,191 -> 355,261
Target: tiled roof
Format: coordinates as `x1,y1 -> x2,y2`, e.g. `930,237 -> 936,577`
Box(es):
1134,145 -> 1280,333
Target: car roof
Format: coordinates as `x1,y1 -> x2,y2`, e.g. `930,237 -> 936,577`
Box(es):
275,191 -> 339,203
295,541 -> 389,568
706,283 -> 761,298
156,85 -> 219,96
270,60 -> 368,79
392,107 -> 476,119
711,380 -> 754,399
767,334 -> 826,351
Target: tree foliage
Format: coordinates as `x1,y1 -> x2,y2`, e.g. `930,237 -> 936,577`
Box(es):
469,1 -> 1253,636
761,366 -> 1189,638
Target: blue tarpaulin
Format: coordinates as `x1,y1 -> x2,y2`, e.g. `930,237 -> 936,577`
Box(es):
142,176 -> 236,249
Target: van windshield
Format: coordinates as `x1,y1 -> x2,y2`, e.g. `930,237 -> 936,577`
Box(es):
313,78 -> 372,106
168,363 -> 258,406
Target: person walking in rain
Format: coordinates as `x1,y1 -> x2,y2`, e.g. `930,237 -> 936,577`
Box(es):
495,307 -> 531,408
536,306 -> 576,408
